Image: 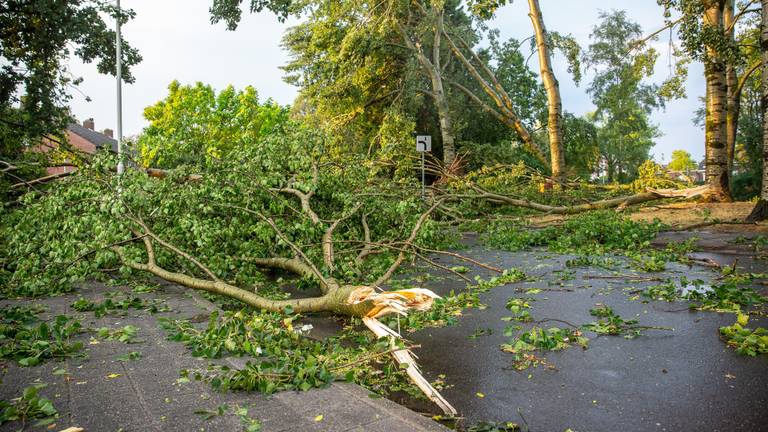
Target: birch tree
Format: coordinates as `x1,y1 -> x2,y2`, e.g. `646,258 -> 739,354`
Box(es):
746,0 -> 768,221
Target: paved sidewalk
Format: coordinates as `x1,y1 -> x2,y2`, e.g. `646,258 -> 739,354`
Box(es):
0,283 -> 448,432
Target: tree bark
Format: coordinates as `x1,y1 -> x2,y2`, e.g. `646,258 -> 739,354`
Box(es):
725,0 -> 740,179
442,33 -> 549,167
528,0 -> 566,182
746,0 -> 768,221
399,10 -> 456,166
703,0 -> 733,201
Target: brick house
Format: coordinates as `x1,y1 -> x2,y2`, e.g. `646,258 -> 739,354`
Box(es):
33,118 -> 117,175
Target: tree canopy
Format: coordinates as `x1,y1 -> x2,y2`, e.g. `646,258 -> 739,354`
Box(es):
0,0 -> 141,154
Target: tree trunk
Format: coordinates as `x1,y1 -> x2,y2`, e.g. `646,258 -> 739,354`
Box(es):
432,10 -> 456,167
456,184 -> 710,215
431,75 -> 457,167
747,0 -> 768,221
442,33 -> 549,167
528,0 -> 566,182
725,0 -> 740,179
703,1 -> 733,202
400,10 -> 456,167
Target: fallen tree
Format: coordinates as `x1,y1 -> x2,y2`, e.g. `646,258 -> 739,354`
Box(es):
1,129 -> 470,414
443,183 -> 710,215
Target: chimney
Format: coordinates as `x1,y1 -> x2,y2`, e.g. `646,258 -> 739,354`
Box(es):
83,118 -> 94,130
102,128 -> 113,138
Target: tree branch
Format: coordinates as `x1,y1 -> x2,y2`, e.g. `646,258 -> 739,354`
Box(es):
374,199 -> 444,287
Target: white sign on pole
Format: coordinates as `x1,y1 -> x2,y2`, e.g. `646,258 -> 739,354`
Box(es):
416,135 -> 432,152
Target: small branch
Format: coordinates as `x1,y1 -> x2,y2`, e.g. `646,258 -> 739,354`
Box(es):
629,17 -> 683,51
356,213 -> 373,263
410,245 -> 504,274
323,202 -> 363,271
10,170 -> 74,189
270,187 -> 320,224
129,216 -> 221,282
374,199 -> 444,287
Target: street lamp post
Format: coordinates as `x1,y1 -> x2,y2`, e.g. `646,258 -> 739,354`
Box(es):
116,0 -> 124,175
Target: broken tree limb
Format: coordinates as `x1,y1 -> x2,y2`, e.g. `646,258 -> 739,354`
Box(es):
362,316 -> 456,415
449,184 -> 710,215
349,285 -> 457,415
374,199 -> 445,287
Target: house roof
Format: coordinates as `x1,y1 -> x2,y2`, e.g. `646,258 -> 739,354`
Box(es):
68,123 -> 118,153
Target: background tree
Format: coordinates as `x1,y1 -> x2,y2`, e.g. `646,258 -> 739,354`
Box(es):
137,81 -> 288,168
668,149 -> 698,172
0,0 -> 141,159
746,0 -> 768,221
584,10 -> 663,182
281,1 -> 479,168
660,0 -> 763,201
561,112 -> 600,179
468,0 -> 581,181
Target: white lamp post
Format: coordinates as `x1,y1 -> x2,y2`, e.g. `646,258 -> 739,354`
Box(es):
116,0 -> 124,175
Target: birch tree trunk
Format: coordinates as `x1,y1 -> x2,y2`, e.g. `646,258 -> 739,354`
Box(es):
703,0 -> 733,201
442,33 -> 549,167
746,0 -> 768,220
528,0 -> 566,182
725,0 -> 739,178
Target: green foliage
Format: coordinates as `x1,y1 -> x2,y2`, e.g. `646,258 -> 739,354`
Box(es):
562,113 -> 600,179
501,326 -> 588,370
585,11 -> 663,182
582,305 -> 669,338
504,298 -> 533,323
631,160 -> 684,191
96,325 -> 139,343
484,211 -> 665,255
643,275 -> 766,313
162,309 -> 416,396
0,309 -> 84,366
72,294 -> 169,317
117,351 -> 142,362
137,81 -> 289,168
719,313 -> 768,356
667,150 -> 698,172
0,384 -> 58,428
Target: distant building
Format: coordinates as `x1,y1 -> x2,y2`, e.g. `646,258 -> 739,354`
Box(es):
664,160 -> 705,184
31,118 -> 117,175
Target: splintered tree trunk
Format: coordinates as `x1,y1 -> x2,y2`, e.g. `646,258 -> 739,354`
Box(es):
746,0 -> 768,221
703,1 -> 733,202
528,0 -> 566,182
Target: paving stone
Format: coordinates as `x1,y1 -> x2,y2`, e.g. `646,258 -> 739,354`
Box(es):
0,286 -> 450,432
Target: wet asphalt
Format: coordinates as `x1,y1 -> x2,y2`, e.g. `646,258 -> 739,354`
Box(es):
409,231 -> 768,432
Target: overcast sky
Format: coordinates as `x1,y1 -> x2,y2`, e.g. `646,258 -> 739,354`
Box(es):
67,0 -> 704,163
